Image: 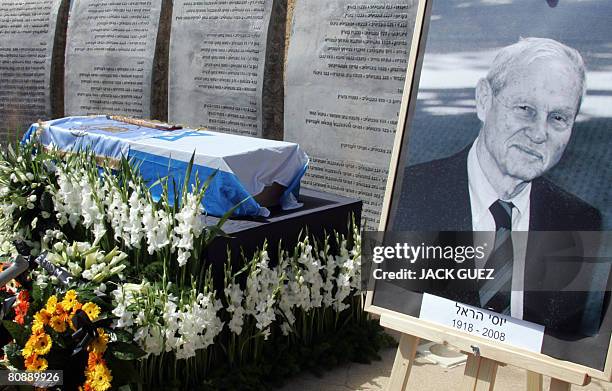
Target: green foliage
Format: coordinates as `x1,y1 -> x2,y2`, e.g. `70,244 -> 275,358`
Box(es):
109,341 -> 147,361
3,341 -> 24,369
2,320 -> 27,346
107,358 -> 142,387
199,317 -> 392,390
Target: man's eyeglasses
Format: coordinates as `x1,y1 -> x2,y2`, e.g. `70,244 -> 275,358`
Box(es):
492,94 -> 574,132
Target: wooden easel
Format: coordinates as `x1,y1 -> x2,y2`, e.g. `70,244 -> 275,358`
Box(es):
383,315 -> 588,391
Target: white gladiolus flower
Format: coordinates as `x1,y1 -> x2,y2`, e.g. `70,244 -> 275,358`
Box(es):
172,192 -> 204,267
244,250 -> 280,336
225,283 -> 246,335
144,325 -> 164,356
143,205 -> 171,254
125,190 -> 145,248
111,283 -> 224,358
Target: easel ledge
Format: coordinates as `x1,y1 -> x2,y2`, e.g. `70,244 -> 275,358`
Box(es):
379,312 -> 601,390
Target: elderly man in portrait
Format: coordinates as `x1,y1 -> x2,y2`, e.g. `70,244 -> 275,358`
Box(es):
395,37 -> 604,334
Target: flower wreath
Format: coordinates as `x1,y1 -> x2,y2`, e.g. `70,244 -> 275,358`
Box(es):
22,290 -> 113,391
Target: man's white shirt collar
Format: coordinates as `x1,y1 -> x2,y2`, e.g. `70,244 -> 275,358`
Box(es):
467,140 -> 531,231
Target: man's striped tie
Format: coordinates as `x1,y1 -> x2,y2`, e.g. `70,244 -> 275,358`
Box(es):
479,200 -> 514,314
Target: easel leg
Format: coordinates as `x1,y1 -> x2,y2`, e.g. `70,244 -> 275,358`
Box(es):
549,378 -> 571,391
527,371 -> 543,391
461,355 -> 482,391
461,355 -> 499,391
385,334 -> 419,391
474,358 -> 498,391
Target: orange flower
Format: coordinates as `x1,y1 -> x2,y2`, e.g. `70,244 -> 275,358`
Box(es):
72,301 -> 83,314
24,354 -> 48,371
14,290 -> 30,325
49,316 -> 67,333
87,351 -> 106,369
54,303 -> 69,323
24,353 -> 37,367
17,290 -> 30,303
14,311 -> 26,325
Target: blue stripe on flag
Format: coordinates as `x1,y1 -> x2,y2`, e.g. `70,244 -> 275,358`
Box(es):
128,149 -> 263,217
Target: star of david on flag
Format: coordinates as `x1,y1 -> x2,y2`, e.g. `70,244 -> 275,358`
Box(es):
153,131 -> 211,142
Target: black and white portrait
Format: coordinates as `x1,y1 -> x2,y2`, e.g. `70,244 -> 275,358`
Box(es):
375,0 -> 612,371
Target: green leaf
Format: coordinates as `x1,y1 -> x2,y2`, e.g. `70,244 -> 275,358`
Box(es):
75,289 -> 109,308
107,356 -> 141,386
3,342 -> 24,369
110,328 -> 133,343
32,283 -> 43,305
181,151 -> 197,201
142,261 -> 164,281
109,341 -> 147,360
2,320 -> 27,346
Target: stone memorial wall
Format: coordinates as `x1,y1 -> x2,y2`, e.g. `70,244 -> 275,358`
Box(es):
285,0 -> 418,229
0,0 -> 413,224
64,0 -> 163,118
168,0 -> 275,137
0,0 -> 64,144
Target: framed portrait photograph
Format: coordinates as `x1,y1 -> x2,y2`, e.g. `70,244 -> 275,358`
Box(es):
366,0 -> 612,381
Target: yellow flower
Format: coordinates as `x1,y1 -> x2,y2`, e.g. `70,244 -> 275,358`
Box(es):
50,315 -> 67,333
22,337 -> 35,358
45,295 -> 58,312
89,328 -> 109,354
31,318 -> 44,334
34,309 -> 52,326
61,290 -> 79,311
86,363 -> 112,391
82,302 -> 101,321
24,354 -> 48,372
32,333 -> 52,355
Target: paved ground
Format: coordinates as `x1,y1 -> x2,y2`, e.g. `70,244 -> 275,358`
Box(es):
279,344 -> 612,391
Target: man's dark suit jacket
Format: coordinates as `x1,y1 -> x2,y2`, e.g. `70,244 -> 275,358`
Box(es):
392,145 -> 603,335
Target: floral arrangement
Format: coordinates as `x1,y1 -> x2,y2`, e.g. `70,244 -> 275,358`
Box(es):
22,291 -> 113,391
0,136 -> 391,389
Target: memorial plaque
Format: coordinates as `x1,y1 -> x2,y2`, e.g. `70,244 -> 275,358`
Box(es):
285,0 -> 418,229
168,0 -> 275,137
64,0 -> 163,118
0,0 -> 63,142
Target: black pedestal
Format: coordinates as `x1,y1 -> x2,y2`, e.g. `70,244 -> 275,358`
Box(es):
203,188 -> 362,270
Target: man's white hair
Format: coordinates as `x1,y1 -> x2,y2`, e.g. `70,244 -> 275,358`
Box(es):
487,37 -> 586,105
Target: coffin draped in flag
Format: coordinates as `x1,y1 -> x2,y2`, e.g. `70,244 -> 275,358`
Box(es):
23,116 -> 309,217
